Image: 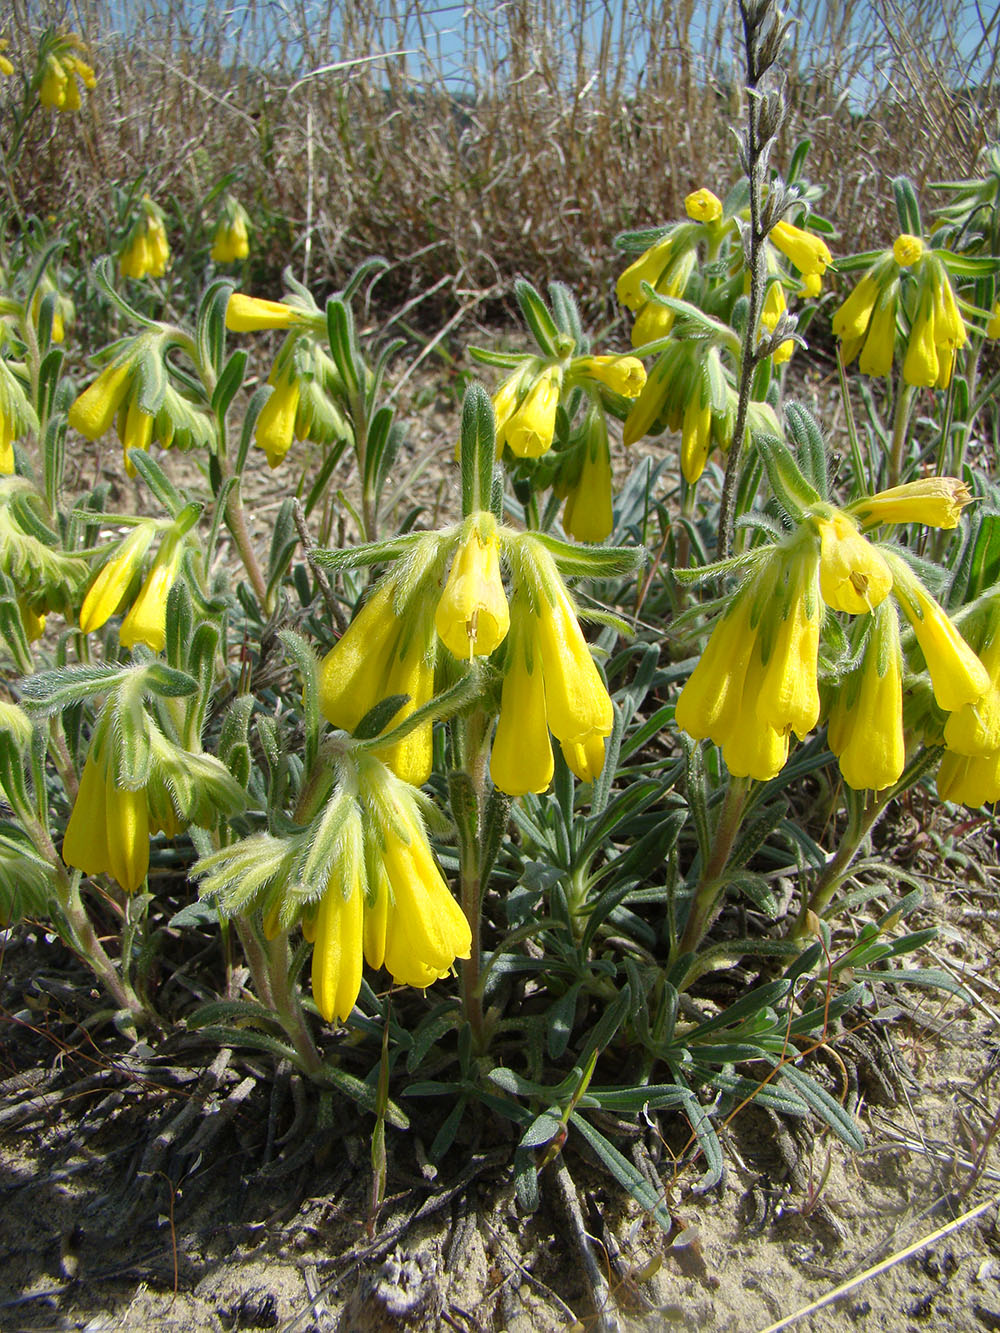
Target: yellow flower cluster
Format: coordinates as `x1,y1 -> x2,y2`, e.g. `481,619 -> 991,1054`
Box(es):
318,518 -> 615,796
0,39 -> 14,78
833,237 -> 967,387
304,759 -> 471,1021
676,480 -> 987,790
119,198 -> 170,281
39,34 -> 96,111
211,196 -> 250,263
78,520 -> 188,653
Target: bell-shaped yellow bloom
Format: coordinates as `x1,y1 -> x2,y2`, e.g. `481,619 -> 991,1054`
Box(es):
63,752 -> 150,894
856,290 -> 898,377
120,395 -> 154,477
501,366 -> 562,458
435,515 -> 510,659
119,535 -> 185,652
39,55 -> 68,108
211,214 -> 250,263
560,730 -> 608,784
366,804 -> 471,988
942,628 -> 1000,757
755,555 -> 822,741
681,393 -> 712,484
375,627 -> 435,787
490,632 -> 553,796
225,293 -> 305,333
255,369 -> 300,467
987,301 -> 1000,340
888,559 -> 990,713
937,749 -> 1000,808
572,356 -> 647,398
847,478 -> 971,531
770,220 -> 832,277
119,232 -> 151,281
616,234 -> 675,312
311,869 -> 364,1023
833,273 -> 881,341
685,188 -> 722,223
19,599 -> 45,642
902,290 -> 939,387
319,580 -> 400,733
79,523 -> 157,634
145,219 -> 170,278
827,602 -> 905,792
893,233 -> 924,267
676,590 -> 758,744
0,40 -> 14,77
563,426 -> 613,543
814,511 -> 893,614
531,580 -> 613,752
68,360 -> 135,440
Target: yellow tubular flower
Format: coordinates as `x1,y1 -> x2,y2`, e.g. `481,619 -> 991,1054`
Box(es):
63,753 -> 150,893
435,515 -> 510,660
225,294 -> 305,332
937,749 -> 1000,807
79,524 -> 157,634
68,360 -> 134,440
680,394 -> 712,484
0,39 -> 13,77
847,478 -> 971,531
561,730 -> 608,784
377,808 -> 471,988
19,600 -> 45,641
121,396 -> 154,476
631,299 -> 676,347
62,753 -> 111,879
801,273 -> 822,298
827,602 -> 905,792
888,559 -> 990,712
0,409 -> 13,473
685,188 -> 722,223
833,273 -> 881,341
616,235 -> 674,311
770,220 -> 832,277
119,233 -> 150,281
146,219 -> 170,278
531,580 -> 613,753
211,214 -> 249,264
857,290 -> 898,377
255,370 -> 300,467
722,715 -> 789,781
573,355 -> 647,398
39,55 -> 67,108
311,872 -> 364,1023
675,591 -> 757,744
893,234 -> 924,267
503,366 -> 562,458
319,581 -> 400,733
563,426 -> 613,543
119,536 -> 185,652
490,632 -> 553,796
815,511 -> 893,614
943,631 -> 1000,757
987,302 -> 1000,340
375,629 -> 435,787
902,290 -> 938,388
755,555 -> 822,741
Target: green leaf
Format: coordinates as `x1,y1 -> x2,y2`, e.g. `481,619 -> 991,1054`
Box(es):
569,1113 -> 673,1233
212,348 -> 248,419
19,663 -> 131,713
196,278 -> 234,379
128,448 -> 184,517
514,278 -> 562,357
777,1063 -> 864,1149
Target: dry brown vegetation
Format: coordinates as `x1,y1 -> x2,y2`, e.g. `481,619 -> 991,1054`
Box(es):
5,0 -> 1000,321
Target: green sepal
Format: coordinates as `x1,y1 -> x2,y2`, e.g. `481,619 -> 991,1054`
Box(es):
753,431 -> 821,520
459,382 -> 496,519
784,401 -> 828,499
0,592 -> 33,674
164,578 -> 193,669
638,286 -> 742,359
937,251 -> 1000,277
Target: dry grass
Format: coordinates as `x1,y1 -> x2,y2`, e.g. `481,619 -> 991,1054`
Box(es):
5,0 -> 999,320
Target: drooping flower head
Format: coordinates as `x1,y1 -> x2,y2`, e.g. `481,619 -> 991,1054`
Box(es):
37,32 -> 96,111
210,195 -> 251,264
119,197 -> 171,281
